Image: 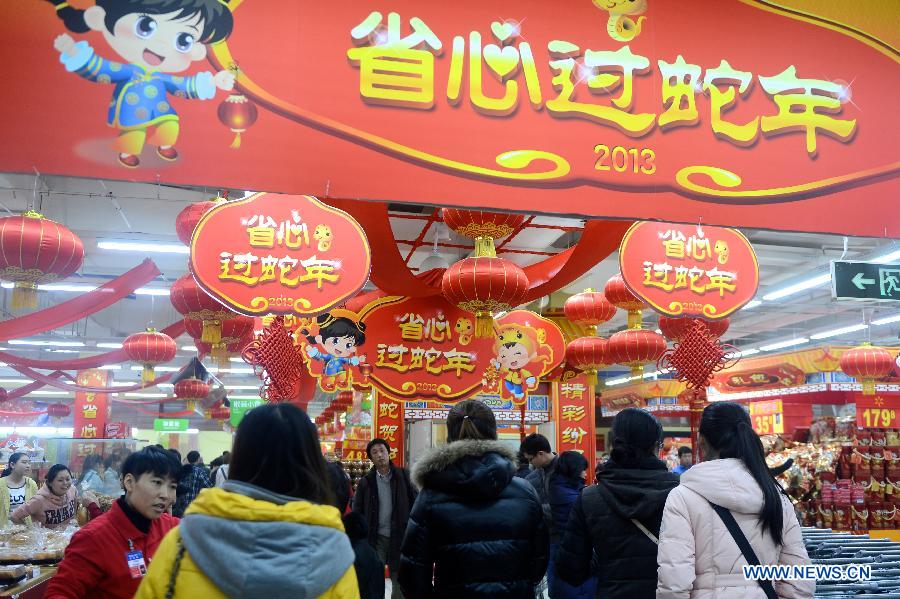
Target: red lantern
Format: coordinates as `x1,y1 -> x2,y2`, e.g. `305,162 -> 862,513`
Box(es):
175,196 -> 226,246
607,329 -> 667,378
840,344 -> 894,395
46,403 -> 70,418
604,274 -> 645,330
334,391 -> 354,410
171,274 -> 233,344
123,328 -> 177,383
205,406 -> 230,421
0,211 -> 84,310
175,378 -> 210,413
659,316 -> 730,342
566,337 -> 610,385
218,94 -> 259,149
442,256 -> 528,337
443,209 -> 526,256
187,314 -> 254,357
564,290 -> 617,335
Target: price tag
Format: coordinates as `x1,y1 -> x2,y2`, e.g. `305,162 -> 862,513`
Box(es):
749,400 -> 784,435
855,394 -> 900,429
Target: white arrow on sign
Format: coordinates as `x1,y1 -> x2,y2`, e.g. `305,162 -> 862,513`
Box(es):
852,272 -> 876,290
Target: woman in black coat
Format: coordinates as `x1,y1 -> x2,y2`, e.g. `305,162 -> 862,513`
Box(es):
399,400 -> 549,598
554,408 -> 679,599
343,512 -> 386,599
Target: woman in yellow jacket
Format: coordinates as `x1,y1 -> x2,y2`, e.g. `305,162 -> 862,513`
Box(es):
137,403 -> 359,599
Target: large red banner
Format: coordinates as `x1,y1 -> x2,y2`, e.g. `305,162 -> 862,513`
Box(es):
1,1 -> 897,237
73,369 -> 109,440
553,370 -> 596,484
372,393 -> 405,467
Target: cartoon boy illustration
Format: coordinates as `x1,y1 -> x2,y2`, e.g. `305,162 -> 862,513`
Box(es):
48,0 -> 235,168
489,324 -> 540,402
302,311 -> 367,392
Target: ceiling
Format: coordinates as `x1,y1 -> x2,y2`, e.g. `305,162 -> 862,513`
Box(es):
0,172 -> 897,428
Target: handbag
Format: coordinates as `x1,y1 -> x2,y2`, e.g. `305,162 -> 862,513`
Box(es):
708,502 -> 778,599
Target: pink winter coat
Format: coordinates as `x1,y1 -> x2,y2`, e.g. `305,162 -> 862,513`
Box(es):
656,458 -> 813,599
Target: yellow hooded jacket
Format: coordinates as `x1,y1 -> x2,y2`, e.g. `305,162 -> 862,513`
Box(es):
136,482 -> 359,599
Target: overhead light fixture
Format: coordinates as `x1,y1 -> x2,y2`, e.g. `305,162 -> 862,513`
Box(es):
181,345 -> 198,352
186,428 -> 200,434
225,385 -> 258,390
872,247 -> 900,263
129,366 -> 178,372
134,288 -> 170,296
124,392 -> 168,398
743,300 -> 762,310
96,342 -> 123,349
0,379 -> 29,384
97,365 -> 121,370
872,313 -> 900,326
810,323 -> 869,340
762,273 -> 831,301
759,338 -> 810,352
211,367 -> 254,374
27,391 -> 70,396
737,348 -> 760,357
97,241 -> 189,254
9,340 -> 85,347
605,376 -> 632,386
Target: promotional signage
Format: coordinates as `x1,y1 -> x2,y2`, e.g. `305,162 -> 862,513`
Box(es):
712,363 -> 807,393
620,221 -> 759,319
153,418 -> 190,433
229,398 -> 265,427
2,2 -> 898,238
749,399 -> 784,435
191,193 -> 371,316
553,371 -> 596,484
372,393 -> 405,467
855,394 -> 900,429
832,261 -> 900,303
73,370 -> 109,440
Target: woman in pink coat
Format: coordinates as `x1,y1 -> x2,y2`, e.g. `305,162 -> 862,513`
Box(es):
656,402 -> 813,599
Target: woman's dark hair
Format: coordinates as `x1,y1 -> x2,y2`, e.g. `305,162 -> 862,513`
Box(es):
78,454 -> 103,484
122,446 -> 182,483
609,407 -> 662,468
447,400 -> 496,442
343,511 -> 369,542
1,453 -> 26,478
304,314 -> 366,346
45,0 -> 234,43
555,450 -> 589,484
229,403 -> 333,504
700,401 -> 784,545
45,464 -> 72,490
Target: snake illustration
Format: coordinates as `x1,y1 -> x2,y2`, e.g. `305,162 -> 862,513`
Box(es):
593,0 -> 648,41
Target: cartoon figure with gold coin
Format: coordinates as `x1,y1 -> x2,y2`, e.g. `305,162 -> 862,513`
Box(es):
301,310 -> 367,392
483,324 -> 552,404
593,0 -> 647,41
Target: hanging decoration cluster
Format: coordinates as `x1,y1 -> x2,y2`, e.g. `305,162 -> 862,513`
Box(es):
563,289 -> 616,385
441,209 -> 529,337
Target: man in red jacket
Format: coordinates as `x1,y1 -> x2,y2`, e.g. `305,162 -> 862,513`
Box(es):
46,446 -> 182,599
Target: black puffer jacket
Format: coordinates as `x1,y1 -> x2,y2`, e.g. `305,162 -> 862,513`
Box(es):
555,456 -> 679,599
398,439 -> 549,598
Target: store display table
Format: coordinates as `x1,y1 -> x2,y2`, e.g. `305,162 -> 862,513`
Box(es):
0,567 -> 56,598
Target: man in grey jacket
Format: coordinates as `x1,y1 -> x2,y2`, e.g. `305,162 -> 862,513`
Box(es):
522,433 -> 559,596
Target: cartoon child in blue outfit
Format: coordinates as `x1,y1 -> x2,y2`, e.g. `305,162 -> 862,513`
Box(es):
303,311 -> 367,392
48,0 -> 235,168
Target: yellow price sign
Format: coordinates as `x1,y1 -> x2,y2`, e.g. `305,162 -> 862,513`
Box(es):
752,413 -> 784,436
859,408 -> 899,429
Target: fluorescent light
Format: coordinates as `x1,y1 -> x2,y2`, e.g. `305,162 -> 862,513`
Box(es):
9,339 -> 85,347
97,241 -> 189,254
131,427 -> 139,438
129,366 -> 178,372
225,385 -> 258,390
606,376 -> 634,386
737,348 -> 760,357
111,382 -> 135,387
743,300 -> 762,310
810,323 -> 869,340
181,345 -> 198,352
134,288 -> 170,296
96,342 -> 123,349
186,428 -> 200,434
124,392 -> 168,398
759,338 -> 810,352
210,367 -> 253,374
229,357 -> 246,363
27,391 -> 70,396
47,349 -> 80,354
762,273 -> 831,301
98,365 -> 121,370
0,426 -> 73,437
872,314 -> 900,326
873,248 -> 900,263
0,379 -> 28,384
654,328 -> 662,334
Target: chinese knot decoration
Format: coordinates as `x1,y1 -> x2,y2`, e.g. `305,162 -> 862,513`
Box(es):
840,343 -> 893,395
123,328 -> 177,383
0,211 -> 84,310
171,274 -> 234,344
604,273 -> 645,329
657,319 -> 739,390
564,289 -> 617,335
242,316 -> 306,402
658,316 -> 730,342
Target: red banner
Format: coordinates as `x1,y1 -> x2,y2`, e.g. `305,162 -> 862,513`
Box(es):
620,221 -> 758,320
372,393 -> 405,467
1,2 -> 897,238
711,363 -> 807,392
191,193 -> 370,316
73,369 -> 110,440
856,393 -> 900,429
553,370 -> 596,484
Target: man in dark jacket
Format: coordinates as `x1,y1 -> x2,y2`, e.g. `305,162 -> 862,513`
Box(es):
352,438 -> 416,598
522,434 -> 559,545
173,450 -> 212,518
344,512 -> 386,599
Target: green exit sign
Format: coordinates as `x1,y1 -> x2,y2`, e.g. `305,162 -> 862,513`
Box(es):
154,418 -> 189,432
230,399 -> 264,427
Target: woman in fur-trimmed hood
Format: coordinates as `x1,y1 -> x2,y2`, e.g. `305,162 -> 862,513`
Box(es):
398,400 -> 549,598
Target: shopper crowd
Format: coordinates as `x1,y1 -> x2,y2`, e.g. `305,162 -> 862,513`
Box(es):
0,398 -> 811,598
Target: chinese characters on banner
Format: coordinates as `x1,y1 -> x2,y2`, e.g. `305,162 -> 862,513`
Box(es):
73,370 -> 109,440
553,371 -> 596,484
190,193 -> 371,317
619,221 -> 759,319
749,399 -> 785,436
372,392 -> 405,467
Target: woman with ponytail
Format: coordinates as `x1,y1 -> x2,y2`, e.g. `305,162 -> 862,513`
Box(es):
398,399 -> 549,597
0,453 -> 37,526
656,402 -> 813,598
554,407 -> 679,598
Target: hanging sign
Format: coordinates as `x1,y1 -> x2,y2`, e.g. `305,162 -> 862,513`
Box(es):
553,370 -> 596,484
711,363 -> 807,392
190,193 -> 370,317
73,370 -> 109,440
749,399 -> 784,435
229,398 -> 265,427
153,418 -> 190,433
855,394 -> 900,429
372,392 -> 405,467
619,221 -> 759,319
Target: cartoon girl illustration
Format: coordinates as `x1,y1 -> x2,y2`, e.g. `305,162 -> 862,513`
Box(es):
302,311 -> 367,392
47,0 -> 235,168
485,324 -> 550,403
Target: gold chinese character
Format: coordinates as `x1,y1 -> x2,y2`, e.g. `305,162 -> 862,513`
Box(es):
561,405 -> 586,422
379,402 -> 399,419
658,55 -> 701,129
376,344 -> 410,373
662,230 -> 686,259
347,12 -> 442,109
424,348 -> 443,375
219,252 -> 260,286
399,313 -> 425,342
378,424 -> 399,442
561,426 -> 587,444
82,404 -> 98,420
643,261 -> 675,292
81,424 -> 98,439
687,235 -> 712,261
703,60 -> 759,145
244,214 -> 278,248
285,258 -> 340,289
425,315 -> 452,343
758,66 -> 856,157
705,267 -> 737,297
442,350 -> 476,376
546,42 -> 654,135
561,383 -> 585,399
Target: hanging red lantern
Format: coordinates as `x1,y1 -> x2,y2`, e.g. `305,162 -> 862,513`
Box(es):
659,316 -> 730,342
218,94 -> 259,149
175,195 -> 226,246
840,343 -> 894,395
175,378 -> 210,413
334,391 -> 354,410
205,406 -> 230,421
0,211 -> 85,310
187,315 -> 254,357
171,274 -> 233,344
566,337 -> 610,385
442,256 -> 528,337
607,329 -> 667,378
604,274 -> 645,330
123,328 -> 177,383
443,209 -> 526,256
46,403 -> 71,419
564,289 -> 617,335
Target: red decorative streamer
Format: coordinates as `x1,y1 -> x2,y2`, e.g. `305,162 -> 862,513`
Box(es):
9,364 -> 173,394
